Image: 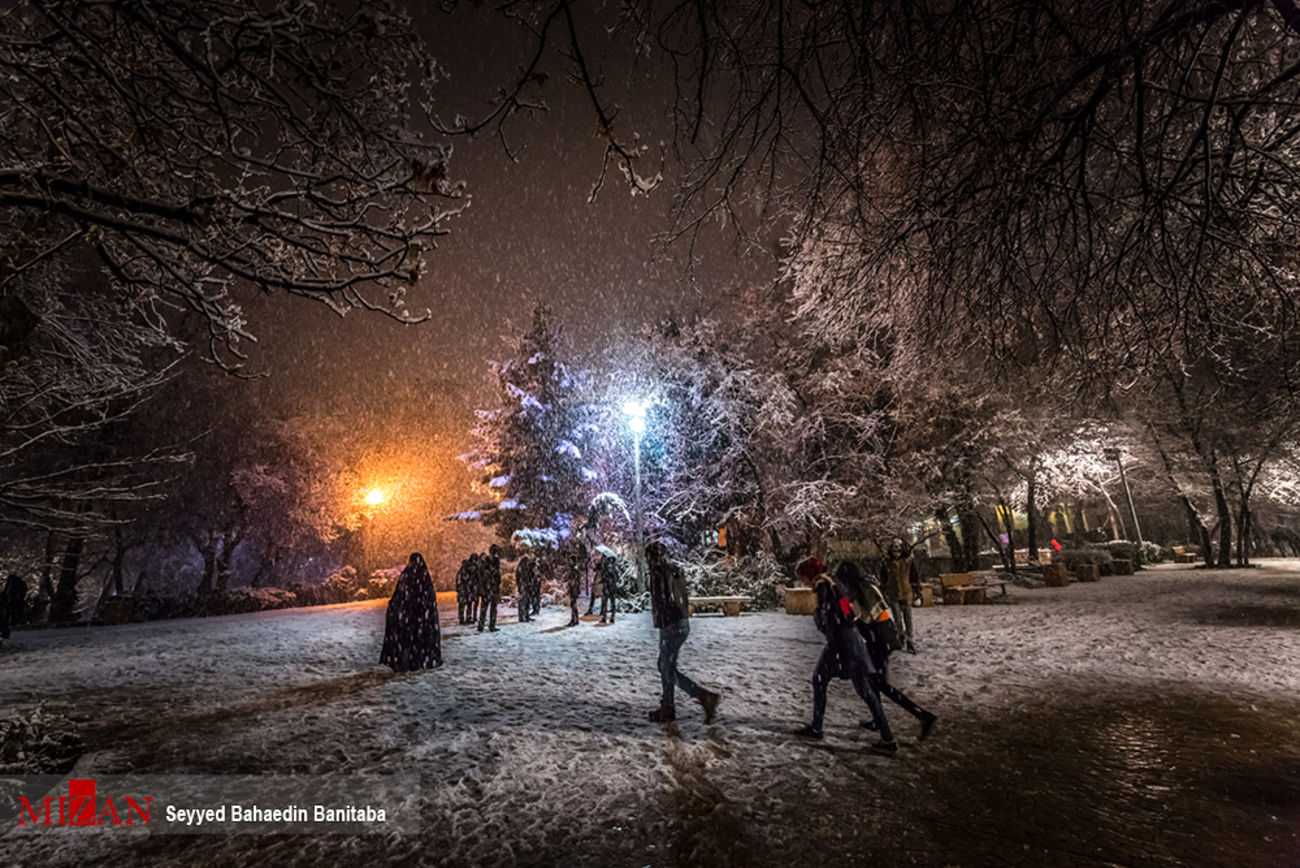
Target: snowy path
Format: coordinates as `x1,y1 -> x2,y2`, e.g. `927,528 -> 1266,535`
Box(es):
2,563 -> 1299,866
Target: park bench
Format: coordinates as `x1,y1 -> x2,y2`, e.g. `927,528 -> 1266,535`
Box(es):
1172,546 -> 1198,564
689,595 -> 752,617
940,573 -> 988,605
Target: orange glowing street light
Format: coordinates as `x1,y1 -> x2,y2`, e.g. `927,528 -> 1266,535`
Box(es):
364,487 -> 386,507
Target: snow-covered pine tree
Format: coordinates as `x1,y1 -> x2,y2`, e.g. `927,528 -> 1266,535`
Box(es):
460,305 -> 596,549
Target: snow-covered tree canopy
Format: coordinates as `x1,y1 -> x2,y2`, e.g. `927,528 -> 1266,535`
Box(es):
1,0 -> 458,363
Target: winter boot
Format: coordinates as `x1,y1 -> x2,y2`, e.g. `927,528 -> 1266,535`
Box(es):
698,689 -> 721,724
648,703 -> 677,723
919,712 -> 937,741
871,738 -> 898,754
793,724 -> 823,740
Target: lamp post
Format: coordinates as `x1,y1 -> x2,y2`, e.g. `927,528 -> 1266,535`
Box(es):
1103,447 -> 1144,552
360,487 -> 386,578
623,400 -> 648,593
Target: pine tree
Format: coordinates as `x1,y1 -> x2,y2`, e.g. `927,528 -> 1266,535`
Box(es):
461,305 -> 596,549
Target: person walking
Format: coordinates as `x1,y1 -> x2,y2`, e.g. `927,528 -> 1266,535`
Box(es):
793,556 -> 895,752
879,539 -> 922,653
515,556 -> 535,623
566,552 -> 583,627
478,545 -> 501,632
379,553 -> 441,672
841,561 -> 937,741
646,542 -> 720,723
596,551 -> 619,624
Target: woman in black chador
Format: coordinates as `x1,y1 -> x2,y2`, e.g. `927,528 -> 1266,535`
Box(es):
380,553 -> 442,672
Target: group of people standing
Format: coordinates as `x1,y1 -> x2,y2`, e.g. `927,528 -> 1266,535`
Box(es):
455,546 -> 503,632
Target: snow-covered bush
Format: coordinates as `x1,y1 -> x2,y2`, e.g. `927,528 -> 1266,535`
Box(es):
209,587 -> 298,615
1140,541 -> 1164,565
0,705 -> 81,774
363,567 -> 401,600
1057,547 -> 1113,573
681,550 -> 785,610
321,568 -> 359,603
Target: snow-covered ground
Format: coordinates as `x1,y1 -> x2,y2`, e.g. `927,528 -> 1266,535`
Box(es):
2,563 -> 1299,866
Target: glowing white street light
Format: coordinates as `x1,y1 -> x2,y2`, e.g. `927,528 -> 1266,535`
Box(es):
624,399 -> 649,592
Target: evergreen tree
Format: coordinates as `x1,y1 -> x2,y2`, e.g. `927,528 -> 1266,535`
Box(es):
461,306 -> 596,549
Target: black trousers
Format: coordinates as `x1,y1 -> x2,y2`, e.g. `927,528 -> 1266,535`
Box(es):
478,595 -> 496,631
811,644 -> 893,741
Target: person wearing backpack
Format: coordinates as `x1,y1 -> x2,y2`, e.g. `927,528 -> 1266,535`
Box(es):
840,561 -> 937,741
793,557 -> 896,752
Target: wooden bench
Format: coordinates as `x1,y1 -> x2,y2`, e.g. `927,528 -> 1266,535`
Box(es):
1172,546 -> 1198,564
689,595 -> 752,617
940,573 -> 986,605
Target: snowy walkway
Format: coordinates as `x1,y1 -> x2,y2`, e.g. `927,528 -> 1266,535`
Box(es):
2,562 -> 1299,866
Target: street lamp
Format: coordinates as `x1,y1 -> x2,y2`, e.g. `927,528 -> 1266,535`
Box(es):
359,487 -> 388,577
623,400 -> 648,592
1103,447 -> 1144,554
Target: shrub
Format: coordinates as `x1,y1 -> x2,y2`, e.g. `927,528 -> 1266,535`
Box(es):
0,705 -> 82,774
1057,547 -> 1113,572
681,549 -> 784,610
1140,541 -> 1164,566
1107,540 -> 1141,566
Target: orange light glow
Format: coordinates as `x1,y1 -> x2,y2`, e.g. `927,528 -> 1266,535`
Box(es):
364,487 -> 386,506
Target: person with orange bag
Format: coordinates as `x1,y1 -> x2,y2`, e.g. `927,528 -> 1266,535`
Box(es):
841,561 -> 936,741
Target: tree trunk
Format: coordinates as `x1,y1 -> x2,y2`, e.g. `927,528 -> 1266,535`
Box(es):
975,509 -> 1011,570
1235,500 -> 1252,567
959,507 -> 981,572
1025,468 -> 1040,566
196,540 -> 218,599
215,534 -> 239,595
49,535 -> 84,623
111,525 -> 127,596
1208,454 -> 1233,568
998,499 -> 1017,574
935,507 -> 965,572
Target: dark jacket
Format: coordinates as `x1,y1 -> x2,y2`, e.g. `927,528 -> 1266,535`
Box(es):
813,574 -> 875,676
598,557 -> 620,597
649,558 -> 690,629
482,554 -> 501,599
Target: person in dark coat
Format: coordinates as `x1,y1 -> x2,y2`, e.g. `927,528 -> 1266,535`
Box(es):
793,557 -> 895,751
465,553 -> 482,625
647,542 -> 720,723
455,558 -> 471,624
880,538 -> 922,653
839,561 -> 936,741
515,556 -> 535,623
478,545 -> 501,632
596,552 -> 619,624
379,553 -> 441,672
566,552 -> 583,626
534,556 -> 550,616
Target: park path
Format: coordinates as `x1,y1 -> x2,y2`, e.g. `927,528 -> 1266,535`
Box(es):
1,563 -> 1298,865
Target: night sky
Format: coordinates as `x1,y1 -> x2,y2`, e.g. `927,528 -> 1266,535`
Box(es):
244,4 -> 774,431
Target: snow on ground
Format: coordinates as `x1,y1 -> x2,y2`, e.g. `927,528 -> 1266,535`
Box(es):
2,563 -> 1299,866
